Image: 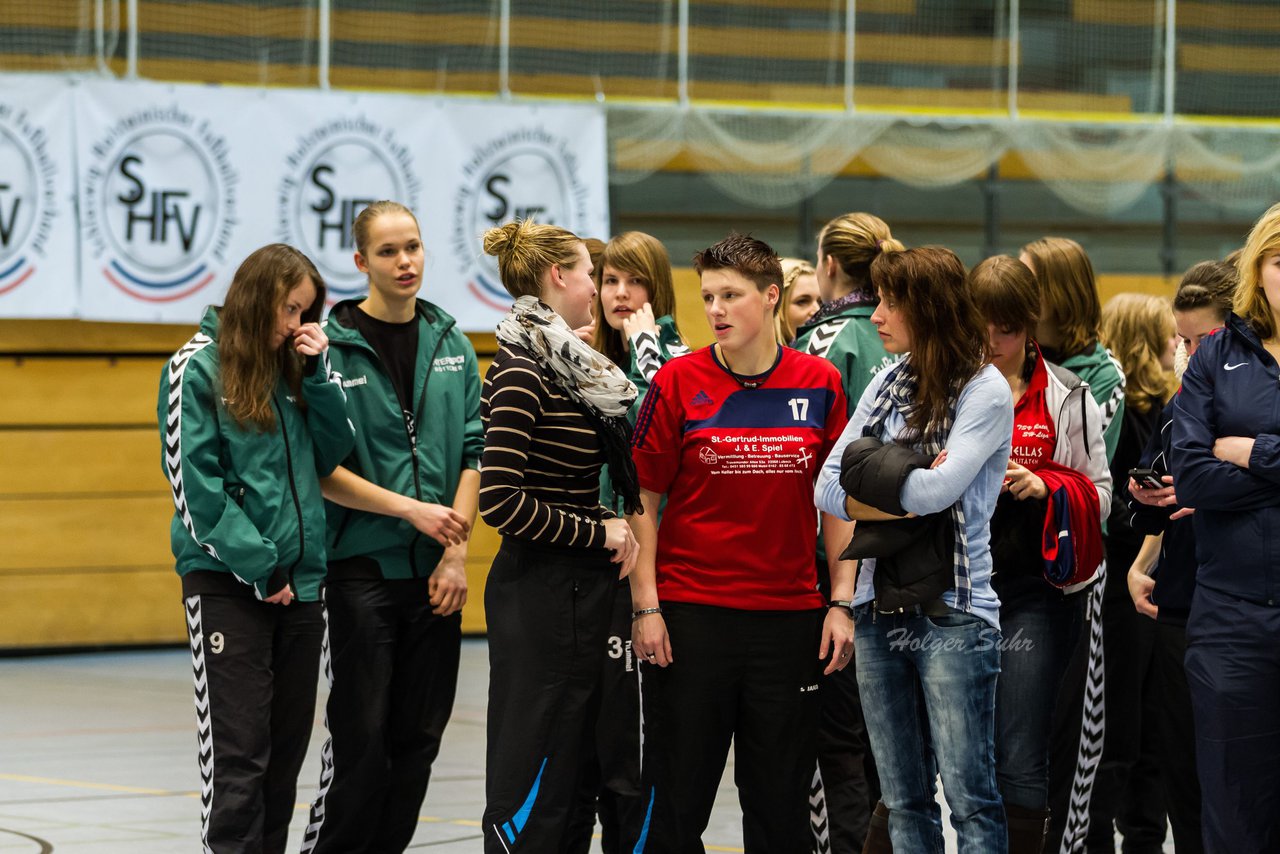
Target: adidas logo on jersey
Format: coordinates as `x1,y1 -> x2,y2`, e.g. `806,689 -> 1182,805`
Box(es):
691,390 -> 713,406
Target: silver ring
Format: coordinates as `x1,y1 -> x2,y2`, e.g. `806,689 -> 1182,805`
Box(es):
646,652 -> 656,659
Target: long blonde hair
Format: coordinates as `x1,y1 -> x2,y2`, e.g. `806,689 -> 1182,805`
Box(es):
1100,293 -> 1173,414
776,258 -> 817,344
1234,202 -> 1280,339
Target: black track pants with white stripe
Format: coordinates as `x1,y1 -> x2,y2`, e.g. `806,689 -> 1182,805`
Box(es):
184,591 -> 323,854
302,577 -> 462,854
482,538 -> 615,854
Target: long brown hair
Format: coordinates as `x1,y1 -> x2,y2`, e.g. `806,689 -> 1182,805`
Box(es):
1021,236 -> 1101,358
591,231 -> 681,366
968,255 -> 1040,336
219,244 -> 325,431
871,246 -> 987,443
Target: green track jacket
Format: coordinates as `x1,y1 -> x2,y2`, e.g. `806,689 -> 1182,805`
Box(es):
159,307 -> 354,601
322,299 -> 483,579
794,302 -> 896,417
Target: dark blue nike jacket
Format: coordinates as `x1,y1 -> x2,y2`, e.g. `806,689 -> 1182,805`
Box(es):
1172,312 -> 1280,606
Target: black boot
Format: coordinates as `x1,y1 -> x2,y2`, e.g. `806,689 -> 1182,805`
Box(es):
1006,803 -> 1051,854
861,800 -> 892,854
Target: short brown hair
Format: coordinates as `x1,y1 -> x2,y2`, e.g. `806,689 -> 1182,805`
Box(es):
1021,236 -> 1102,358
482,220 -> 583,300
968,255 -> 1040,336
693,233 -> 783,300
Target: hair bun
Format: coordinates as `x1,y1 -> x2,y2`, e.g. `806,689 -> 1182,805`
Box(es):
482,221 -> 524,258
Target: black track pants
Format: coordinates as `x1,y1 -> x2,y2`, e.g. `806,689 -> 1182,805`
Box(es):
567,580 -> 655,854
647,602 -> 825,854
482,538 -> 616,853
302,577 -> 462,854
183,591 -> 323,854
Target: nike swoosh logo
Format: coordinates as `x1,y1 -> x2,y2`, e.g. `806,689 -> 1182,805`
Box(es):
1224,362 -> 1248,371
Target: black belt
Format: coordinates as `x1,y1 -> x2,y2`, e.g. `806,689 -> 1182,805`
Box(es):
873,597 -> 952,617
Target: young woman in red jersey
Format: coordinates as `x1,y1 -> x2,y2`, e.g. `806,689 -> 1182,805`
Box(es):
628,233 -> 854,852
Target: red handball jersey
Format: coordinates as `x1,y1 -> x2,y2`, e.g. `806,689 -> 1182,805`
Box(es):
1011,354 -> 1058,470
632,345 -> 848,610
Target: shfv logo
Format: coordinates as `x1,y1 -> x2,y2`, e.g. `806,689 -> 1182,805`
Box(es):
104,131 -> 217,271
452,126 -> 589,314
84,106 -> 236,303
279,118 -> 421,300
0,102 -> 58,298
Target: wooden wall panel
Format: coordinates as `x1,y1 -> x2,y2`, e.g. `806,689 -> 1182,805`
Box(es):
0,568 -> 184,648
0,357 -> 167,427
0,429 -> 161,496
0,496 -> 175,572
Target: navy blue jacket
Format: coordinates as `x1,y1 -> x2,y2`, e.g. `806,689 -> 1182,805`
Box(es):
1131,397 -> 1196,625
1172,314 -> 1280,607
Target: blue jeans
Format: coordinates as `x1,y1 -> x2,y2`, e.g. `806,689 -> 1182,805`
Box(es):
993,575 -> 1084,810
854,604 -> 1007,854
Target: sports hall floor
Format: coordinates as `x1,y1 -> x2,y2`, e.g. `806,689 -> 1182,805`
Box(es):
0,640 -> 1172,852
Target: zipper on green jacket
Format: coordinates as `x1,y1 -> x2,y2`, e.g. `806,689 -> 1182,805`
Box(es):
330,311 -> 457,579
404,320 -> 454,578
273,395 -> 306,591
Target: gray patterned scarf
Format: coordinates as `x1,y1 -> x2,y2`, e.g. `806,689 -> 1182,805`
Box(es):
496,295 -> 642,513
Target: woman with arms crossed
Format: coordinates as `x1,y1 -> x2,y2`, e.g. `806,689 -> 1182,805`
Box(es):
302,201 -> 482,853
1171,204 -> 1280,852
815,246 -> 1014,853
629,233 -> 853,852
479,219 -> 640,853
159,244 -> 353,853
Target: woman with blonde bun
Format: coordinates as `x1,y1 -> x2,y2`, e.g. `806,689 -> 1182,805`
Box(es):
478,219 -> 641,853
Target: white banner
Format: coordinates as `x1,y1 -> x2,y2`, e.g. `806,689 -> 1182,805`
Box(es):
0,76 -> 77,318
270,89 -> 438,304
75,79 -> 280,322
429,100 -> 610,330
3,78 -> 608,327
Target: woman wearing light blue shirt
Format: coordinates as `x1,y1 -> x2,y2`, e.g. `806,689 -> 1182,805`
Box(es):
815,246 -> 1013,853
